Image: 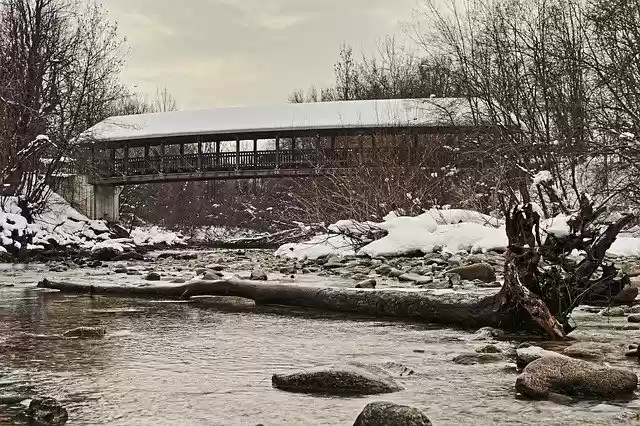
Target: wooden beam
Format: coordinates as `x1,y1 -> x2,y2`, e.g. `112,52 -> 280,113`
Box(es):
236,138 -> 241,169
215,141 -> 221,167
197,140 -> 203,171
253,139 -> 258,167
275,136 -> 280,168
144,144 -> 150,172
109,148 -> 116,175
371,133 -> 376,165
123,147 -> 129,175
291,137 -> 297,164
91,145 -> 97,176
160,143 -> 166,173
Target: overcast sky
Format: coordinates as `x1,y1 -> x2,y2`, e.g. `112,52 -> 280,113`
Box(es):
105,0 -> 420,110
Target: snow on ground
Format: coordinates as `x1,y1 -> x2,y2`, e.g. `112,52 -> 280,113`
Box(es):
0,193 -> 111,251
276,234 -> 357,259
277,208 -> 640,260
188,226 -> 263,243
131,226 -> 186,246
0,192 -> 187,253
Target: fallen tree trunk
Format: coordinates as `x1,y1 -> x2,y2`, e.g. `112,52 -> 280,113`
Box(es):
38,277 -> 517,330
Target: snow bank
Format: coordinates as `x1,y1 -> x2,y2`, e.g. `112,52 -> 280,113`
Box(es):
277,209 -> 640,260
0,193 -> 112,251
130,226 -> 186,246
275,234 -> 357,259
361,222 -> 505,257
0,192 -> 188,254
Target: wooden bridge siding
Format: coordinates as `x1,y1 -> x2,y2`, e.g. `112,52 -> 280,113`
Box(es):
90,126 -> 495,186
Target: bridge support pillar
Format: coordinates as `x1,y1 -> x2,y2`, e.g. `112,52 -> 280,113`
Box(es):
56,175 -> 120,222
93,184 -> 121,222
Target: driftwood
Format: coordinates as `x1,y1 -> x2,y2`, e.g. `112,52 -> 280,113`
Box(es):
38,277 -> 513,329
499,199 -> 635,339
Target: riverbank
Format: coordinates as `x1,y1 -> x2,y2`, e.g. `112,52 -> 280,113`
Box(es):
1,249 -> 640,425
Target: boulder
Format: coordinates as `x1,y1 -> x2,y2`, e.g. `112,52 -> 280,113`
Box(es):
516,344 -> 566,368
628,314 -> 640,323
562,342 -> 619,360
145,272 -> 161,281
272,364 -> 402,395
114,267 -> 128,274
375,265 -> 392,275
62,327 -> 106,339
612,286 -> 639,305
419,280 -> 452,290
90,247 -> 120,262
625,344 -> 639,358
112,251 -> 144,262
476,344 -> 501,354
447,263 -> 496,283
515,356 -> 638,399
471,327 -> 504,341
205,264 -> 225,271
453,352 -> 505,365
388,268 -> 404,278
25,397 -> 68,425
250,268 -> 268,281
447,273 -> 461,286
202,271 -> 224,280
353,402 -> 432,426
355,279 -> 377,289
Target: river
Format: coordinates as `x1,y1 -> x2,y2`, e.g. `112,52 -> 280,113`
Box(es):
0,253 -> 639,425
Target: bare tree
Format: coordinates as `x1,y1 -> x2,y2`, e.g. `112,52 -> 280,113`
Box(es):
0,0 -> 125,213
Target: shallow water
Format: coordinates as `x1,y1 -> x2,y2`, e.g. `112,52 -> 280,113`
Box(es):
0,258 -> 639,425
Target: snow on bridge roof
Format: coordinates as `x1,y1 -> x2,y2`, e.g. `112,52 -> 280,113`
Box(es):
79,98 -> 486,145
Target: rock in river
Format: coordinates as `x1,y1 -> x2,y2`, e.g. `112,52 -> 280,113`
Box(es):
25,397 -> 68,425
272,364 -> 402,395
447,263 -> 496,283
250,268 -> 268,281
62,327 -> 106,339
355,279 -> 377,289
515,356 -> 638,399
516,344 -> 565,368
562,342 -> 619,360
145,272 -> 161,281
628,314 -> 640,323
453,352 -> 505,365
353,402 -> 432,426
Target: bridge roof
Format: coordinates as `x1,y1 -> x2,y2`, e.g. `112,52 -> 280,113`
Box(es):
80,98 -> 487,146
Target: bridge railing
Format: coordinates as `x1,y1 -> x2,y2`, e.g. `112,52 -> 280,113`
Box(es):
105,147 -> 377,178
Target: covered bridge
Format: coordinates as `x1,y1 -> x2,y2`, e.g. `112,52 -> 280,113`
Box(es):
67,98 -> 491,221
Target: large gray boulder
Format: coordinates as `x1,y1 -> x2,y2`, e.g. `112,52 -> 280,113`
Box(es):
272,364 -> 402,395
353,402 -> 432,426
515,356 -> 638,399
25,397 -> 68,425
447,263 -> 496,282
